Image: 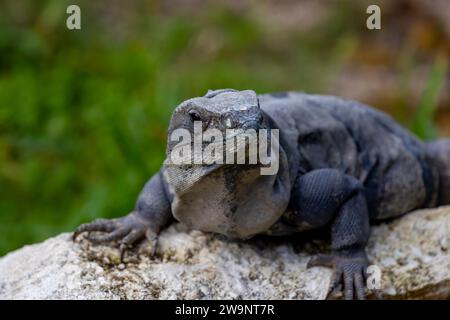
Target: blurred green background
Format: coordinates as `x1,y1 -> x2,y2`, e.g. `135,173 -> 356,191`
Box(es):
0,0 -> 449,255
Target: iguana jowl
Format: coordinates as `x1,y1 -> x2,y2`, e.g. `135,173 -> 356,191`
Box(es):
73,89 -> 450,299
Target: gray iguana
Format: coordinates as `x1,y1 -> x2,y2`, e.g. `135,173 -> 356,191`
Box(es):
73,89 -> 450,299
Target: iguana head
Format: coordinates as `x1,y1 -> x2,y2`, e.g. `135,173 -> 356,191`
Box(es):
167,88 -> 264,141
163,89 -> 290,239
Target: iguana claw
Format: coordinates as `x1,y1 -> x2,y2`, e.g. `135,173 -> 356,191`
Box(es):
73,213 -> 160,262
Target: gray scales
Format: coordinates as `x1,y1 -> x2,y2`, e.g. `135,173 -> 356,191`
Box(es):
73,89 -> 450,299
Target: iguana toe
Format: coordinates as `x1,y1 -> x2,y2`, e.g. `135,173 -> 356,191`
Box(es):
308,251 -> 369,300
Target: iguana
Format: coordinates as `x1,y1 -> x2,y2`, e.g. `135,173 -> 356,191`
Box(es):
73,89 -> 450,299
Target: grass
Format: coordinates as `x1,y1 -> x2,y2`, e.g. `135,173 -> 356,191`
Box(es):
412,54 -> 448,140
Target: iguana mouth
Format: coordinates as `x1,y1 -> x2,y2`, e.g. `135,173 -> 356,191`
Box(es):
166,129 -> 262,168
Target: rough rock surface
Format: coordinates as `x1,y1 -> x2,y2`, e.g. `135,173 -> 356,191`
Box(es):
0,207 -> 449,300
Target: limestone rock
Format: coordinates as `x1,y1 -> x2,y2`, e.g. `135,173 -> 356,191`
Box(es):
0,207 -> 448,299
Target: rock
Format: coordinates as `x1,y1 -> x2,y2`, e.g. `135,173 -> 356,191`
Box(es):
367,206 -> 450,299
0,207 -> 449,299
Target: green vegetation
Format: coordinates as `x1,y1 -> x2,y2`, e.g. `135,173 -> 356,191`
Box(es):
0,1 -> 447,255
412,54 -> 448,140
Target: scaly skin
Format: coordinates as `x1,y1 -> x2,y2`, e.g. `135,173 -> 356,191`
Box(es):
74,89 -> 450,299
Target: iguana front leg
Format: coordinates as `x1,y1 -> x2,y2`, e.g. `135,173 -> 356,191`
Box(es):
73,170 -> 172,260
289,169 -> 370,299
307,189 -> 370,300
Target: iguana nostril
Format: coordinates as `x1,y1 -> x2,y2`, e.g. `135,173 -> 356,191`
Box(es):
224,117 -> 233,128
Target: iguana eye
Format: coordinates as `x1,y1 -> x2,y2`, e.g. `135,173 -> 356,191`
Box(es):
225,117 -> 233,128
188,110 -> 202,122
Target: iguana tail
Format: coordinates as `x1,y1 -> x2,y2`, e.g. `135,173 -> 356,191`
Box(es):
426,139 -> 450,205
